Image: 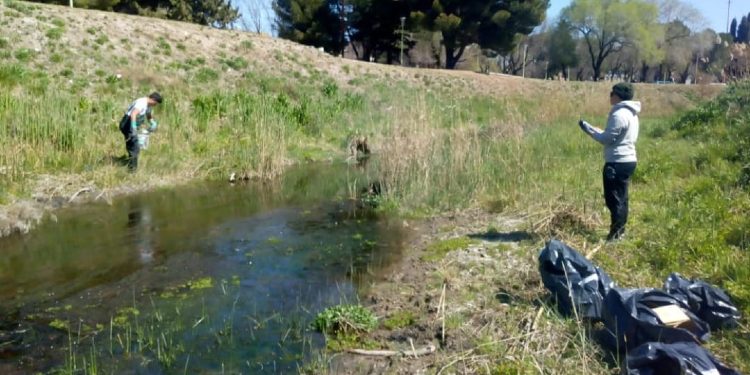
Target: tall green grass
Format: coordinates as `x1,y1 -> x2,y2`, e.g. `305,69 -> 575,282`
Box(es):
0,62 -> 367,199
369,81 -> 750,372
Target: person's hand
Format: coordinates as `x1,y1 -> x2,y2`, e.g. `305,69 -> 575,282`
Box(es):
149,119 -> 158,133
578,119 -> 592,133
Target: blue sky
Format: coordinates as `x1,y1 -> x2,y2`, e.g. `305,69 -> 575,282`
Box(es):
239,0 -> 750,35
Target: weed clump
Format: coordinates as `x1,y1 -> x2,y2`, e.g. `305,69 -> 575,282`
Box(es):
422,237 -> 476,261
313,304 -> 377,336
532,205 -> 597,239
383,310 -> 415,330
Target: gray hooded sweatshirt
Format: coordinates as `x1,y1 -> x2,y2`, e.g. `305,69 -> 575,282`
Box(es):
584,101 -> 641,163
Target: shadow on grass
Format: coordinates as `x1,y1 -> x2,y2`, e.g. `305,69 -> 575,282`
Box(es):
105,155 -> 129,167
468,230 -> 534,242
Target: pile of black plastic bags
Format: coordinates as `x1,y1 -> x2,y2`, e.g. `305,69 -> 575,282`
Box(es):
539,239 -> 742,374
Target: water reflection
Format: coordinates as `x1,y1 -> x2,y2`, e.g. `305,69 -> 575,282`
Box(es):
127,198 -> 156,264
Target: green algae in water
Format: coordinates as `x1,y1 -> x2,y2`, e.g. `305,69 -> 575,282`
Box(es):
187,277 -> 213,290
49,319 -> 69,331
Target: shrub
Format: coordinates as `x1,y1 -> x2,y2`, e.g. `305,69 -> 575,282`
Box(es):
0,64 -> 27,86
220,56 -> 248,70
322,81 -> 338,97
5,0 -> 32,15
94,35 -> 108,45
192,94 -> 228,120
157,37 -> 171,55
14,48 -> 34,62
195,68 -> 219,83
46,27 -> 63,40
313,305 -> 377,336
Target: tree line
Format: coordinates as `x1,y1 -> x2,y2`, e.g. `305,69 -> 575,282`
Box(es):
271,0 -> 750,83
272,0 -> 549,69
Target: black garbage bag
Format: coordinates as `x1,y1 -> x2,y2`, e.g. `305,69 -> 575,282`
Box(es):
664,273 -> 741,330
601,288 -> 711,351
538,239 -> 616,320
625,341 -> 740,375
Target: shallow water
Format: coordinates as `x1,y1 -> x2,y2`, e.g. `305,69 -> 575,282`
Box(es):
0,163 -> 407,373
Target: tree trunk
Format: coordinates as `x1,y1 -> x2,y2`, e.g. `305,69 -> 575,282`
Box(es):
445,45 -> 466,70
681,63 -> 691,83
640,62 -> 649,83
592,63 -> 602,81
592,52 -> 606,81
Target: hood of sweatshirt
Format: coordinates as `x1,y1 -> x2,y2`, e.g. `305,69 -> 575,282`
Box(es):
612,100 -> 641,115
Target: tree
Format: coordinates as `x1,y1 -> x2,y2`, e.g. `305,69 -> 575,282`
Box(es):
707,33 -> 732,81
650,0 -> 705,30
562,0 -> 662,81
660,20 -> 694,82
546,20 -> 579,79
272,0 -> 345,54
738,16 -> 749,44
347,0 -> 414,63
411,0 -> 548,69
166,0 -> 240,27
730,18 -> 738,42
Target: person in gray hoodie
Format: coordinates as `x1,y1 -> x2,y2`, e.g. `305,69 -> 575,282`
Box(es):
579,82 -> 641,241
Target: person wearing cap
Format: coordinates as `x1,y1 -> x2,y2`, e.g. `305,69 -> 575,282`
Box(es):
578,83 -> 641,241
118,92 -> 163,171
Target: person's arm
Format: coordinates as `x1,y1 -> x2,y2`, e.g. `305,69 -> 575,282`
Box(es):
579,120 -> 601,137
129,108 -> 141,134
589,112 -> 625,146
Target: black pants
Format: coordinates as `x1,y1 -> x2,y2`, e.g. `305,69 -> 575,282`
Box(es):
119,115 -> 139,171
603,162 -> 637,240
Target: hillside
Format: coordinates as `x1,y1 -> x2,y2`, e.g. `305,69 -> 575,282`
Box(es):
0,0 -> 717,236
3,1 -> 749,374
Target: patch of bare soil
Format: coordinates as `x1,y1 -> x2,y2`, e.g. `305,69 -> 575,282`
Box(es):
316,208 -> 605,374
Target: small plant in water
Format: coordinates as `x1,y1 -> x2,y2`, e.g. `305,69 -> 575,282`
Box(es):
313,304 -> 377,336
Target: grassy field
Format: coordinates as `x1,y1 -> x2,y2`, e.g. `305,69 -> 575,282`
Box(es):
1,0 -> 748,373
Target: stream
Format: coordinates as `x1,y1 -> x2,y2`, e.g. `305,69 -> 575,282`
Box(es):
0,162 -> 408,373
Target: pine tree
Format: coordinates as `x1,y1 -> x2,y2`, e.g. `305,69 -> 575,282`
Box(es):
347,0 -> 415,62
738,16 -> 749,44
272,0 -> 346,55
412,0 -> 549,69
730,18 -> 738,42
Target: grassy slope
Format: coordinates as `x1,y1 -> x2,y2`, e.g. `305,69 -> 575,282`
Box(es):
2,0 -> 748,373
